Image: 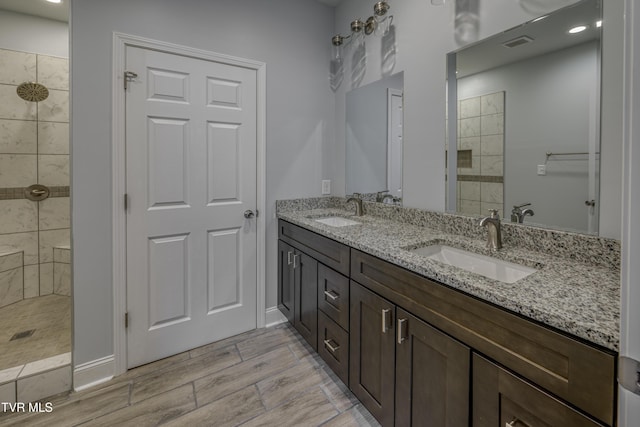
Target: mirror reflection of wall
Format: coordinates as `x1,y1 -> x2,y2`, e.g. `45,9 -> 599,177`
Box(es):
447,0 -> 602,234
346,71 -> 403,202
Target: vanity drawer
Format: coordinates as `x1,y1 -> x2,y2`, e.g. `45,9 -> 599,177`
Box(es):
317,310 -> 349,385
350,249 -> 616,426
279,220 -> 350,275
317,263 -> 349,330
473,353 -> 605,427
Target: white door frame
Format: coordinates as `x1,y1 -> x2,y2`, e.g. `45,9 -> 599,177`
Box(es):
111,32 -> 266,376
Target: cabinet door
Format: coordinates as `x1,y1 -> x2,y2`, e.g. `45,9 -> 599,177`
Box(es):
350,281 -> 395,426
294,250 -> 318,350
277,240 -> 294,323
472,354 -> 605,427
395,309 -> 470,427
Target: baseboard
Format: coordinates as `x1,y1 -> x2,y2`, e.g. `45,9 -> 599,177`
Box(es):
265,306 -> 287,327
73,355 -> 115,392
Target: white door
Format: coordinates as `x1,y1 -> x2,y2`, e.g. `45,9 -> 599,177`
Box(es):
125,46 -> 258,368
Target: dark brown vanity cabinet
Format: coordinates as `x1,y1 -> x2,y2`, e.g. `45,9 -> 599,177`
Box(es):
278,220 -> 350,356
350,281 -> 471,427
277,220 -> 616,426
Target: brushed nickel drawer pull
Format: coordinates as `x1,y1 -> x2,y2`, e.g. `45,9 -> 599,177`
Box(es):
323,339 -> 340,353
324,290 -> 339,301
397,318 -> 407,344
381,308 -> 391,333
287,251 -> 293,266
506,418 -> 528,427
293,253 -> 299,269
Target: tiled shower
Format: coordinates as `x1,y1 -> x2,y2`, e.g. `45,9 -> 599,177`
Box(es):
0,47 -> 71,402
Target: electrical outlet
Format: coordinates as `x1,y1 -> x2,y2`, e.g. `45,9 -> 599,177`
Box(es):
321,180 -> 331,195
537,164 -> 546,176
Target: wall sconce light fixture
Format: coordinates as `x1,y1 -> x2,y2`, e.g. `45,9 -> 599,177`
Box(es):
331,1 -> 393,60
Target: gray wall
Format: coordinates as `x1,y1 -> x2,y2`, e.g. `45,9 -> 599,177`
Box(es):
458,41 -> 599,233
333,0 -> 622,239
0,10 -> 68,57
71,0 -> 335,366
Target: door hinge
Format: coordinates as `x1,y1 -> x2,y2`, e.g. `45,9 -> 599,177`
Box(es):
619,356 -> 640,395
124,71 -> 138,90
125,312 -> 129,328
124,193 -> 129,211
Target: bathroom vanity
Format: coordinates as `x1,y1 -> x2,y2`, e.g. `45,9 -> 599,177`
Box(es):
277,199 -> 619,427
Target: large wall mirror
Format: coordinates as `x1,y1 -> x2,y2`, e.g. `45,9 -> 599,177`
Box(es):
346,72 -> 404,203
446,0 -> 602,235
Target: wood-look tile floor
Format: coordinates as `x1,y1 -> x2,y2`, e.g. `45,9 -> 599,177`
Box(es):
1,323 -> 380,427
0,295 -> 71,371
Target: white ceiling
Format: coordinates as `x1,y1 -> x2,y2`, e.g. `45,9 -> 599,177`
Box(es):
0,0 -> 68,22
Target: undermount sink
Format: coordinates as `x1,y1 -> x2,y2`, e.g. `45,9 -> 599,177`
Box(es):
411,245 -> 537,284
314,216 -> 361,227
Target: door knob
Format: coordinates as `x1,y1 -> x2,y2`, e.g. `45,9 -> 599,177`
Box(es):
244,210 -> 255,219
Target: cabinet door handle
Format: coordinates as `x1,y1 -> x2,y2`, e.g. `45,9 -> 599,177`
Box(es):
323,339 -> 340,353
397,318 -> 407,344
324,290 -> 339,301
287,251 -> 293,266
381,308 -> 392,333
292,254 -> 299,269
506,418 -> 529,427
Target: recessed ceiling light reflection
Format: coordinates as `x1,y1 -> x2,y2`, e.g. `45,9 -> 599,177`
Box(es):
596,20 -> 602,28
46,0 -> 62,4
568,25 -> 587,34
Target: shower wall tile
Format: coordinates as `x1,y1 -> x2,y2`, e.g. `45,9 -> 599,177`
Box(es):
37,122 -> 69,154
39,262 -> 53,295
16,365 -> 71,403
0,49 -> 36,85
37,89 -> 69,122
460,181 -> 481,201
0,252 -> 22,272
39,197 -> 70,231
39,229 -> 70,263
459,199 -> 481,216
23,265 -> 39,299
481,113 -> 504,136
0,154 -> 37,187
481,135 -> 503,156
0,120 -> 37,154
460,97 -> 480,119
38,155 -> 69,186
0,232 -> 38,266
481,182 -> 504,204
459,117 -> 481,138
0,267 -> 23,308
53,262 -> 70,297
458,155 -> 481,175
481,92 -> 504,115
481,155 -> 504,176
0,381 -> 15,404
37,56 -> 68,91
53,247 -> 70,264
0,200 -> 38,234
0,85 -> 37,120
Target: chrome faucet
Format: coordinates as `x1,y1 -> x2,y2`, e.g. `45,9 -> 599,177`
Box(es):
511,203 -> 535,223
376,191 -> 389,202
478,209 -> 503,250
346,195 -> 364,216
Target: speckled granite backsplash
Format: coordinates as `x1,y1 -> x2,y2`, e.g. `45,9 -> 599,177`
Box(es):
276,197 -> 620,270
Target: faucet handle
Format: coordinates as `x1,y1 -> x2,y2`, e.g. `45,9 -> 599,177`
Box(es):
488,209 -> 500,219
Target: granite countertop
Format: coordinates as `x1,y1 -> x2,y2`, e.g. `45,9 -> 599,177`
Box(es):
278,208 -> 620,352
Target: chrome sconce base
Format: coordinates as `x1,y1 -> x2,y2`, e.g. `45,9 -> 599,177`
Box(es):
331,1 -> 393,54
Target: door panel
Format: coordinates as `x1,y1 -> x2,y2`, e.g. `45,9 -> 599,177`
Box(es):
395,309 -> 470,427
350,281 -> 395,426
126,45 -> 258,368
294,251 -> 318,350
